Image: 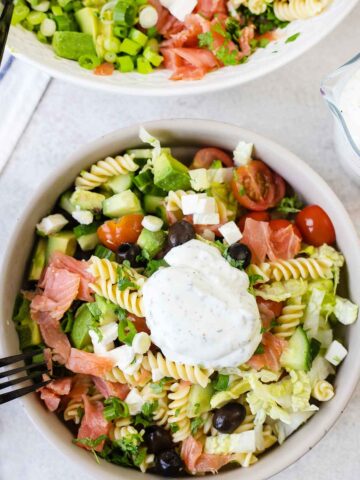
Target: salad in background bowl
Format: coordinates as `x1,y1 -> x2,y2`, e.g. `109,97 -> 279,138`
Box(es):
7,0 -> 359,95
1,119 -> 359,480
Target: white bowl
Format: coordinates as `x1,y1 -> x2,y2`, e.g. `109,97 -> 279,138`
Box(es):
7,0 -> 359,96
1,119 -> 359,480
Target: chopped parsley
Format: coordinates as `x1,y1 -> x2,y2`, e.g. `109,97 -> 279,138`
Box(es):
169,423 -> 180,433
255,343 -> 265,355
248,274 -> 264,294
117,265 -> 139,291
276,195 -> 303,214
144,258 -> 168,277
103,397 -> 129,421
190,417 -> 205,434
73,434 -> 108,449
134,400 -> 159,427
212,374 -> 230,391
239,5 -> 289,35
150,377 -> 171,394
285,32 -> 301,43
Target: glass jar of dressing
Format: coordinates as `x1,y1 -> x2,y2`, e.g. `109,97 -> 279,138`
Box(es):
321,53 -> 360,183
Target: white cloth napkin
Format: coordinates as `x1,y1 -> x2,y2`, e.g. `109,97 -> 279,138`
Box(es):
0,52 -> 50,174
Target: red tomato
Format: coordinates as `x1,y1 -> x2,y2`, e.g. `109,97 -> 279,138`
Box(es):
97,214 -> 144,251
192,147 -> 233,168
94,63 -> 115,76
295,205 -> 336,247
257,298 -> 284,318
269,219 -> 302,239
238,211 -> 270,231
231,160 -> 278,211
272,173 -> 286,207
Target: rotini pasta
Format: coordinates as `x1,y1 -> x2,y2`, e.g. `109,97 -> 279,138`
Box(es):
167,382 -> 191,443
165,190 -> 194,211
64,380 -> 103,424
248,256 -> 334,283
146,351 -> 214,388
274,296 -> 306,338
75,154 -> 139,190
274,0 -> 331,21
311,380 -> 334,402
105,366 -> 152,387
140,382 -> 171,427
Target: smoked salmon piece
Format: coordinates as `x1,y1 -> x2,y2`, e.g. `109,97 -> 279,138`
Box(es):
77,395 -> 110,452
66,348 -> 114,377
247,332 -> 287,371
181,436 -> 232,474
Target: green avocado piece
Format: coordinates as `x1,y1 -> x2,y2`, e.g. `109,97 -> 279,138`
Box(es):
137,228 -> 166,259
102,190 -> 142,218
104,174 -> 133,194
29,237 -> 47,281
75,7 -> 99,40
74,222 -> 100,251
70,304 -> 94,349
13,295 -> 41,349
52,31 -> 96,60
187,384 -> 214,418
70,190 -> 105,212
143,194 -> 165,214
94,294 -> 119,324
46,231 -> 77,260
59,191 -> 76,215
153,150 -> 191,192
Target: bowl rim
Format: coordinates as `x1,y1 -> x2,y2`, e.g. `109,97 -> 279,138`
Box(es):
1,119 -> 360,480
7,0 -> 360,96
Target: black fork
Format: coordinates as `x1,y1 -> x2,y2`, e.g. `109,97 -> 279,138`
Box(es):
0,349 -> 51,405
0,0 -> 14,65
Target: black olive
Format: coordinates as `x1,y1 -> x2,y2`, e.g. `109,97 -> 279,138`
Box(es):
74,247 -> 92,261
227,243 -> 252,269
144,426 -> 173,454
116,243 -> 143,267
168,220 -> 195,248
212,402 -> 246,433
155,450 -> 184,477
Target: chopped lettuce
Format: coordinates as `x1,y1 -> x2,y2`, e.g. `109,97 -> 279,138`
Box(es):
210,378 -> 250,409
303,287 -> 326,338
312,245 -> 344,269
204,431 -> 256,454
254,279 -> 308,302
138,127 -> 162,163
274,411 -> 315,444
308,356 -> 335,388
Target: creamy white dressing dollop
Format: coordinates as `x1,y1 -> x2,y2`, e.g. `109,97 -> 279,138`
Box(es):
142,239 -> 261,369
340,67 -> 360,150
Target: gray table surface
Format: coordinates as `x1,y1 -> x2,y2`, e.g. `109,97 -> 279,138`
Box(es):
1,5 -> 360,480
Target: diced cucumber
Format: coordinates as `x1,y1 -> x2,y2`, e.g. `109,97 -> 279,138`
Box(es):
46,231 -> 77,260
103,190 -> 142,218
104,173 -> 133,194
143,194 -> 165,214
94,244 -> 116,260
137,228 -> 166,259
59,190 -> 76,215
155,205 -> 168,227
280,326 -> 311,372
29,237 -> 47,281
70,190 -> 105,212
187,384 -> 214,418
133,170 -> 154,193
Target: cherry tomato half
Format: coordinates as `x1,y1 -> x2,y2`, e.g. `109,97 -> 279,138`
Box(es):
97,214 -> 144,251
269,219 -> 302,239
295,205 -> 335,247
231,161 -> 285,211
238,211 -> 270,231
192,147 -> 234,169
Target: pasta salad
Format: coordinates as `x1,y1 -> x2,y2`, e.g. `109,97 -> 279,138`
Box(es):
13,128 -> 358,476
12,0 -> 333,80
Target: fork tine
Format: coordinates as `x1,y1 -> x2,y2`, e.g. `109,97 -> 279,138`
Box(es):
0,370 -> 50,390
0,349 -> 44,367
0,361 -> 47,379
0,379 -> 51,405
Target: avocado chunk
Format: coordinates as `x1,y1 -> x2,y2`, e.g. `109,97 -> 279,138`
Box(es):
70,304 -> 94,349
52,31 -> 96,60
70,190 -> 105,212
75,7 -> 99,40
94,294 -> 119,324
143,194 -> 165,214
59,191 -> 76,215
187,384 -> 214,418
47,231 -> 77,260
137,228 -> 166,259
153,149 -> 191,192
29,237 -> 47,281
13,295 -> 41,349
104,174 -> 133,194
103,190 -> 142,218
74,222 -> 100,251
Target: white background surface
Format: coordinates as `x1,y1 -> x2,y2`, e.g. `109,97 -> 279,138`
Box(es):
1,5 -> 360,480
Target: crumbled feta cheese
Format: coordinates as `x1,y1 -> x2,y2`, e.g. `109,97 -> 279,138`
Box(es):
132,332 -> 151,355
72,210 -> 94,225
36,214 -> 68,236
196,197 -> 217,214
125,388 -> 144,415
325,340 -> 348,366
124,354 -> 143,375
181,194 -> 205,215
142,215 -> 163,232
106,345 -> 135,369
89,325 -> 117,355
219,221 -> 242,245
193,213 -> 220,225
189,169 -> 210,191
233,141 -> 253,167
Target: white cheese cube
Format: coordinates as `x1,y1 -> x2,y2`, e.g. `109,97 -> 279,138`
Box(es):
142,215 -> 163,232
195,197 -> 217,214
207,168 -> 234,184
181,194 -> 204,215
89,326 -> 117,355
106,345 -> 135,370
72,210 -> 94,225
132,332 -> 151,354
233,141 -> 253,166
125,388 -> 144,415
334,297 -> 359,325
219,221 -> 242,245
36,214 -> 68,236
325,340 -> 348,366
90,333 -> 114,356
189,169 -> 210,191
163,0 -> 197,21
193,213 -> 220,225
